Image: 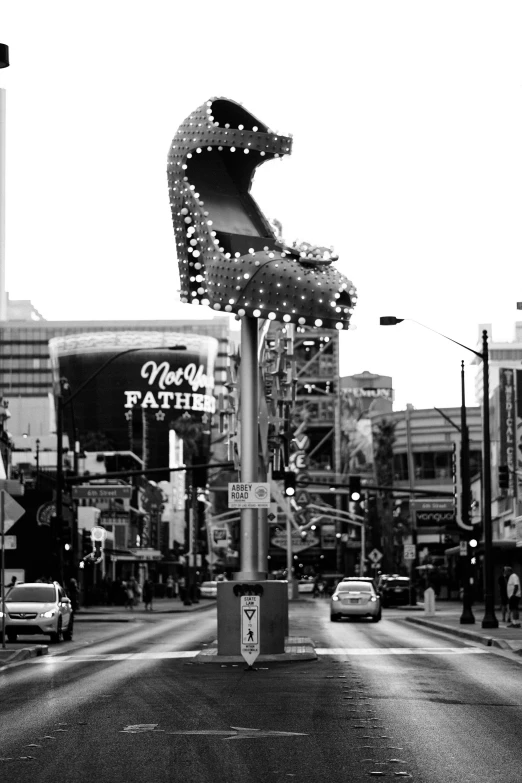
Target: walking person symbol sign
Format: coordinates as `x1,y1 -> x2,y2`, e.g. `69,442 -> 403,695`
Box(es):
241,595 -> 260,666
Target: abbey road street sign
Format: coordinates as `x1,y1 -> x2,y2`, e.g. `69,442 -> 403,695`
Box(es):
241,594 -> 260,666
0,490 -> 25,533
228,482 -> 270,509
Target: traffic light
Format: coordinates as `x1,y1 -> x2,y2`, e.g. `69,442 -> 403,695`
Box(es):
82,529 -> 94,558
51,516 -> 72,549
498,465 -> 509,489
348,476 -> 362,501
284,470 -> 296,497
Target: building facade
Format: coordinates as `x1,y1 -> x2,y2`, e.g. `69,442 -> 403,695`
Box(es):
368,405 -> 483,595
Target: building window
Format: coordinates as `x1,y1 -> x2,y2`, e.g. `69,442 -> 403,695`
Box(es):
413,451 -> 452,480
393,453 -> 409,481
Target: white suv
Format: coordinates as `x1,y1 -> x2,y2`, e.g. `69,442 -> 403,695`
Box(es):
1,582 -> 74,643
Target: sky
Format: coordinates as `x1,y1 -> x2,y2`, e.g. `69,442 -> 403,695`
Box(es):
1,1 -> 521,412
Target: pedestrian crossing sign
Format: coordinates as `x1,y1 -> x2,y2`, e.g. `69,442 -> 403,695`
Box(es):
240,595 -> 260,666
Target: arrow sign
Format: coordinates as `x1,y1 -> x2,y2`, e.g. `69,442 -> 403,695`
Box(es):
1,490 -> 25,533
167,726 -> 309,741
122,724 -> 309,741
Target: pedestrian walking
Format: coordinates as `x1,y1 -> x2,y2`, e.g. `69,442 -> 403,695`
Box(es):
143,578 -> 154,611
498,570 -> 509,622
505,566 -> 521,628
124,578 -> 136,610
166,575 -> 174,599
68,577 -> 80,612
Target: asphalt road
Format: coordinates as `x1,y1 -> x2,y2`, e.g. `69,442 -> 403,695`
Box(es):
1,601 -> 521,782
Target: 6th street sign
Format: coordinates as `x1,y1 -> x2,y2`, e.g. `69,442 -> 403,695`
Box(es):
72,485 -> 132,500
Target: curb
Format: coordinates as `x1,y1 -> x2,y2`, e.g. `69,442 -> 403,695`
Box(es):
405,615 -> 522,656
0,644 -> 48,669
194,637 -> 317,664
75,603 -> 215,622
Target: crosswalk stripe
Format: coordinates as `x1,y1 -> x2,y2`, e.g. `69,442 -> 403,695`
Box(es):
315,647 -> 488,655
37,647 -> 489,663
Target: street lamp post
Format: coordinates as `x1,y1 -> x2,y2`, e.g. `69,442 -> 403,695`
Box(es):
460,360 -> 475,624
379,318 -> 498,629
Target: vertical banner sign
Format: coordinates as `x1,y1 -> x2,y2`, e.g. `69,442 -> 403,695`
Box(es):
517,371 -> 522,516
240,595 -> 260,666
499,369 -> 516,497
452,442 -> 461,524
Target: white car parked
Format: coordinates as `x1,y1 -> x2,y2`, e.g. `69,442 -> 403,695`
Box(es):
0,582 -> 74,643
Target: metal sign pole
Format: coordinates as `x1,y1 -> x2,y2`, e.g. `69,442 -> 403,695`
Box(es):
237,317 -> 263,579
1,491 -> 5,649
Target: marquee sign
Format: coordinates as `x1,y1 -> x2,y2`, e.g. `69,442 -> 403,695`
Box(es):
124,360 -> 215,414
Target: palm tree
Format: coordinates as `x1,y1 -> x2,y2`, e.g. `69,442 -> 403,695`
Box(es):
372,419 -> 397,572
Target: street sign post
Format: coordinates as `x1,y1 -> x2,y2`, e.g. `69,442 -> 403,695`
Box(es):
295,489 -> 310,508
368,548 -> 383,564
1,490 -> 25,649
228,482 -> 270,509
240,594 -> 260,667
404,544 -> 416,560
0,490 -> 25,534
1,535 -> 16,549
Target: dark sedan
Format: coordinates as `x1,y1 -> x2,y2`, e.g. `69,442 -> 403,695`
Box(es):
378,576 -> 412,607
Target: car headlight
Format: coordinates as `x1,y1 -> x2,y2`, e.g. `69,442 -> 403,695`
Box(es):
332,595 -> 339,601
40,609 -> 57,618
370,596 -> 377,602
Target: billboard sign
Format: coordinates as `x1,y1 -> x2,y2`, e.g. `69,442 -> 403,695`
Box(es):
499,368 -> 516,497
49,332 -> 218,474
516,371 -> 522,516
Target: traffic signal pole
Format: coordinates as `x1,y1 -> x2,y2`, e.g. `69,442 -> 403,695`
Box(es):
55,391 -> 65,585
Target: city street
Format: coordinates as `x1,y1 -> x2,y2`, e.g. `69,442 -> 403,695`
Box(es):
0,600 -> 521,782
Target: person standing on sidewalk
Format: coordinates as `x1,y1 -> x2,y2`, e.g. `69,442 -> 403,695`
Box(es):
505,566 -> 521,628
498,570 -> 509,622
143,578 -> 154,611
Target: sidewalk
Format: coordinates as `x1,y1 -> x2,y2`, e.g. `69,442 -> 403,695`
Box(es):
74,596 -> 216,622
404,600 -> 522,656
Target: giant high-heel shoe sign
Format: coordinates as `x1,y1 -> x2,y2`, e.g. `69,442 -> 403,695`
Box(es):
168,97 -> 357,331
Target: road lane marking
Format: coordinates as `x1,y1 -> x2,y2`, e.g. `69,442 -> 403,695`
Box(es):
38,651 -> 199,662
315,647 -> 489,655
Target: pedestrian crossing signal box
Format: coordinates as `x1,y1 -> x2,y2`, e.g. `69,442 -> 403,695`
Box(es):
217,581 -> 288,657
